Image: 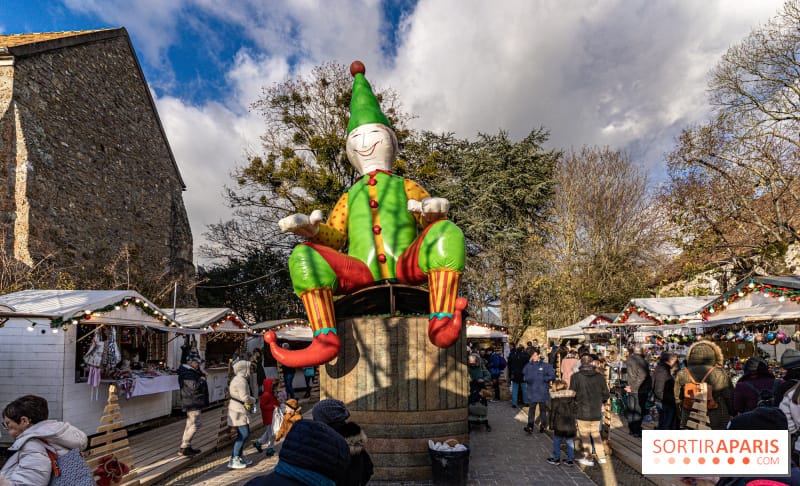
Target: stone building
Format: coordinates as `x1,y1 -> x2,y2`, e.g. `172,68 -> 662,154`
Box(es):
0,28 -> 196,305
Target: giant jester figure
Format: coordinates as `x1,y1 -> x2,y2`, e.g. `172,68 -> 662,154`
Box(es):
264,61 -> 466,367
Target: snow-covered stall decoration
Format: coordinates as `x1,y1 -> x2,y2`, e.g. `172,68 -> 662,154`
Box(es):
170,308 -> 255,403
0,290 -> 187,439
614,296 -> 716,342
696,276 -> 800,360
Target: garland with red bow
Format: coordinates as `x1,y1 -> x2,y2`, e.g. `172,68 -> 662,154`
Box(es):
93,455 -> 130,486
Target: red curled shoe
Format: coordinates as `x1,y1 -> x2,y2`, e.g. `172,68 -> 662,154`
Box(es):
428,297 -> 468,348
265,330 -> 341,368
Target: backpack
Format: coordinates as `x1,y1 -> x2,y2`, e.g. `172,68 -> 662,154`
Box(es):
42,443 -> 94,486
682,367 -> 719,411
744,382 -> 775,408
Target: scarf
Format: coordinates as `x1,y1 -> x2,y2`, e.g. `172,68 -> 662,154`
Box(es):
275,461 -> 335,486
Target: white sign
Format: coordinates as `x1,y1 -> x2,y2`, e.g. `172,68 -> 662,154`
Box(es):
642,430 -> 790,477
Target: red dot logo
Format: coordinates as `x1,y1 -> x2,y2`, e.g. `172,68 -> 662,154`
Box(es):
742,458 -> 750,465
683,457 -> 691,464
713,457 -> 720,464
698,457 -> 706,464
728,457 -> 735,465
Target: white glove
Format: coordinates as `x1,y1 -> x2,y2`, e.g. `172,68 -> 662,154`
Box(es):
408,197 -> 449,220
278,210 -> 324,238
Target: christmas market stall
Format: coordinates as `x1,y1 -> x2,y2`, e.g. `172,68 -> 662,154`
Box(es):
692,276 -> 800,369
170,307 -> 255,404
0,289 -> 191,440
250,319 -> 312,392
613,295 -> 717,354
466,319 -> 508,354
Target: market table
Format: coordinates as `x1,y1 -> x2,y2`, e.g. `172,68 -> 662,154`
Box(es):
130,374 -> 180,397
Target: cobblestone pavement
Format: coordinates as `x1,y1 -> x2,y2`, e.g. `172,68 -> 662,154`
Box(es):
155,401 -> 653,485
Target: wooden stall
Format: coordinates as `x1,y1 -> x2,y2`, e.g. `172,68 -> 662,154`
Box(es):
250,319 -> 313,392
171,308 -> 254,404
0,290 -> 186,441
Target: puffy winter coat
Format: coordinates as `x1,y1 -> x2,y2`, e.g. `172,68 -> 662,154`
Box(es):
260,378 -> 280,425
523,358 -> 555,403
569,366 -> 610,421
178,363 -> 209,412
674,341 -> 733,430
0,420 -> 88,486
228,359 -> 255,427
328,421 -> 374,486
548,389 -> 577,438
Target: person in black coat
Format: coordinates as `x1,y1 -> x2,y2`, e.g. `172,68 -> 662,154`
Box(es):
312,399 -> 374,486
570,355 -> 610,467
652,352 -> 678,430
177,353 -> 209,456
507,344 -> 530,408
241,420 -> 350,486
624,345 -> 652,437
547,380 -> 577,466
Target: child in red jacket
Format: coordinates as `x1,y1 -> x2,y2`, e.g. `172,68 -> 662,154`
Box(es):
254,378 -> 280,456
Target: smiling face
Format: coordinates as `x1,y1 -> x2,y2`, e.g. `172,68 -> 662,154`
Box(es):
346,123 -> 397,175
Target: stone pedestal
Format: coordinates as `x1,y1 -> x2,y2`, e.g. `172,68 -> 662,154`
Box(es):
321,315 -> 468,481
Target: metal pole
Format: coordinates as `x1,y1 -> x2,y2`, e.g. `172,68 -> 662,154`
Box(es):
172,282 -> 178,321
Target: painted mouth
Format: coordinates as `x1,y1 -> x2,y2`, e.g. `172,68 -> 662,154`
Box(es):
355,140 -> 380,156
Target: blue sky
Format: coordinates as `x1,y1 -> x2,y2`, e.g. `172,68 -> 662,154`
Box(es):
0,0 -> 788,264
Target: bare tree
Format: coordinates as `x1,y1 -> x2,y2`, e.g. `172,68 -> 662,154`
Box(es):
662,1 -> 800,276
530,147 -> 669,334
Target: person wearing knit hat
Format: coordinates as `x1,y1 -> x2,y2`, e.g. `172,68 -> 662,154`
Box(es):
312,399 -> 374,486
266,61 -> 467,368
241,420 -> 350,486
733,356 -> 775,414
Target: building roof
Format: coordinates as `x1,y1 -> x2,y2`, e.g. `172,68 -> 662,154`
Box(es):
0,28 -> 186,189
0,29 -> 115,50
615,296 -> 717,325
171,308 -> 251,332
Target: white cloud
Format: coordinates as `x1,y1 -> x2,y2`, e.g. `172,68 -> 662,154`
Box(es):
389,0 -> 784,176
60,0 -> 787,264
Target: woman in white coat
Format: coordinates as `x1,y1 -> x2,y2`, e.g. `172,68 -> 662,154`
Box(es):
227,359 -> 256,470
0,395 -> 88,486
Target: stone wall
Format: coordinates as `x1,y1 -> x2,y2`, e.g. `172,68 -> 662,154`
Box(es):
0,33 -> 196,305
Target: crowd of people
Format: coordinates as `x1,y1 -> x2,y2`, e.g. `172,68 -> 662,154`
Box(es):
468,336 -> 800,480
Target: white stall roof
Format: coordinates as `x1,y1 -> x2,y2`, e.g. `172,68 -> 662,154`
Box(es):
547,315 -> 596,339
0,289 -> 158,318
171,308 -> 251,333
616,296 -> 717,324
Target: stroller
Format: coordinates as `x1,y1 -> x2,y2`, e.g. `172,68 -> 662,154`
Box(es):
468,379 -> 492,432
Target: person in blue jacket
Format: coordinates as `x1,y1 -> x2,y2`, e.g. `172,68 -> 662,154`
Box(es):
523,348 -> 555,433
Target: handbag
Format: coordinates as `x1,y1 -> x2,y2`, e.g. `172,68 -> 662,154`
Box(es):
43,445 -> 94,486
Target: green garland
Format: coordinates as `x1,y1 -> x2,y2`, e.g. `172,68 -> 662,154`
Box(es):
50,296 -> 178,329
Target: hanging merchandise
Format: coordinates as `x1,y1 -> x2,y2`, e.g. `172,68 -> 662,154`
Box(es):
104,327 -> 122,373
83,332 -> 106,401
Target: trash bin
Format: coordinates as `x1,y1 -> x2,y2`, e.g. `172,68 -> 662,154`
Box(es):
428,445 -> 469,485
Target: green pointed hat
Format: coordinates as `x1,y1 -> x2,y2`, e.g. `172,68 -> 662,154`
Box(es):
347,61 -> 391,134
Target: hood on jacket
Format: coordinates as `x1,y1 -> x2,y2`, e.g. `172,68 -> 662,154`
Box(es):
263,378 -> 274,391
686,340 -> 724,367
10,420 -> 87,452
233,359 -> 251,378
329,421 -> 368,455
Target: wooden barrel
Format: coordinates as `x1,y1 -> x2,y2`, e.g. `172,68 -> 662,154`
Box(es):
321,315 -> 468,481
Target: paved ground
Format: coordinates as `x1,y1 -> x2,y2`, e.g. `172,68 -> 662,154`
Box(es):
155,400 -> 655,486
